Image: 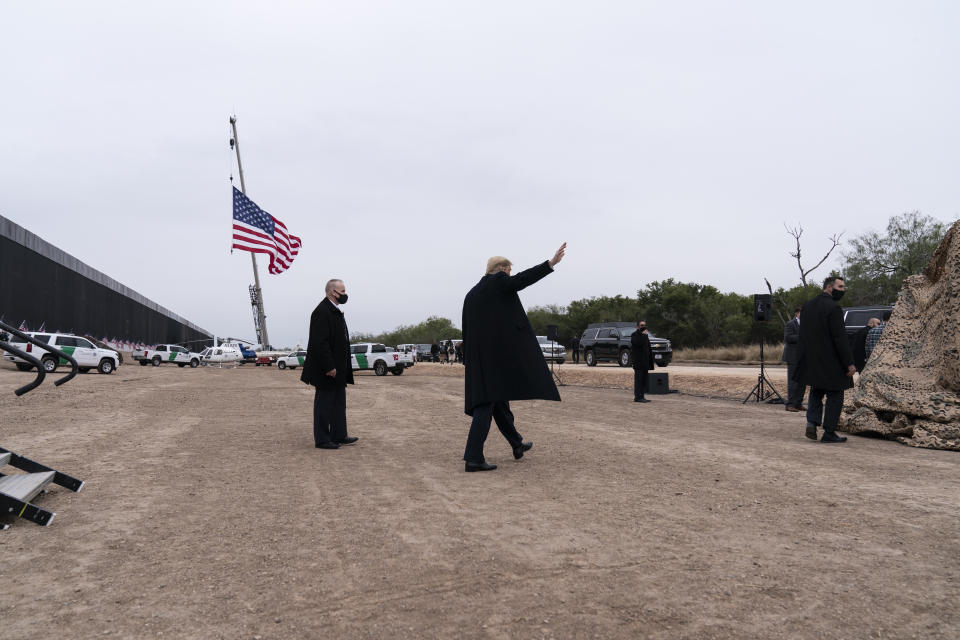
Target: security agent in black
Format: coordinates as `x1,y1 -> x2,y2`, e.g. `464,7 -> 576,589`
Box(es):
630,320 -> 654,402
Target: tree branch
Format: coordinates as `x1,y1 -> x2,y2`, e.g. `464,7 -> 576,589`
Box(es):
785,224 -> 806,286
801,232 -> 845,282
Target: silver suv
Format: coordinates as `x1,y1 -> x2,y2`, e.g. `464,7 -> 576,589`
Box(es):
536,335 -> 566,363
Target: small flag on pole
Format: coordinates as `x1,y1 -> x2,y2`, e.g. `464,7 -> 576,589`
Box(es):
231,187 -> 302,274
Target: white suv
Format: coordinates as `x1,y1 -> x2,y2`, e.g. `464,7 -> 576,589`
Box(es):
3,332 -> 122,374
277,350 -> 307,369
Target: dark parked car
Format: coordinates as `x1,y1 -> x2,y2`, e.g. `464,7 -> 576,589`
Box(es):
579,322 -> 672,367
842,305 -> 894,338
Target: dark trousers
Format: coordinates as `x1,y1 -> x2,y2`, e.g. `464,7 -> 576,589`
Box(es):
572,347 -> 580,364
633,369 -> 648,400
806,387 -> 843,434
314,385 -> 348,444
786,361 -> 807,408
463,401 -> 523,463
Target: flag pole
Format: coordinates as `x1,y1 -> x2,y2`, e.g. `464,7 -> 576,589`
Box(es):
229,115 -> 271,349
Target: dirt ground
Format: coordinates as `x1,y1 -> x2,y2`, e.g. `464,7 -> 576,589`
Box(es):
1,361 -> 957,639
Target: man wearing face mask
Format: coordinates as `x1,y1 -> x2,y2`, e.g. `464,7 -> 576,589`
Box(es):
301,279 -> 358,449
631,320 -> 654,402
795,276 -> 856,443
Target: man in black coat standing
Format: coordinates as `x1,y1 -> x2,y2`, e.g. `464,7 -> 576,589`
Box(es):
796,276 -> 856,443
461,243 -> 566,472
630,320 -> 654,402
300,279 -> 358,449
571,334 -> 580,364
781,307 -> 805,412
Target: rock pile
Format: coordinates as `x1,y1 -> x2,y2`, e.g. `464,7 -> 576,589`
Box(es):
841,221 -> 960,450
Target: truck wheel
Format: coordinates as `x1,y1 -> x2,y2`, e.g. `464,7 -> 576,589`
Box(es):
15,363 -> 33,372
584,349 -> 596,367
658,362 -> 669,368
618,349 -> 632,367
178,363 -> 186,368
98,358 -> 115,374
42,356 -> 58,373
391,367 -> 404,375
190,359 -> 199,368
79,367 -> 91,373
139,360 -> 149,366
278,361 -> 287,369
374,361 -> 388,376
152,356 -> 161,367
557,359 -> 565,365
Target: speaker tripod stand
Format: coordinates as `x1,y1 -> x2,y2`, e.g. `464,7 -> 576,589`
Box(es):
743,340 -> 784,404
549,338 -> 566,387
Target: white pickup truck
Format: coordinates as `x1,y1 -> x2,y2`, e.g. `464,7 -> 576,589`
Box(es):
133,344 -> 202,368
350,343 -> 414,376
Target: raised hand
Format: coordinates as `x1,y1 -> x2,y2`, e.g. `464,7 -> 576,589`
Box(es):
549,242 -> 567,269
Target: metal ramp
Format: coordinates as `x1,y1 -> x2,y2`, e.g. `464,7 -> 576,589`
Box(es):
0,448 -> 84,529
0,320 -> 86,528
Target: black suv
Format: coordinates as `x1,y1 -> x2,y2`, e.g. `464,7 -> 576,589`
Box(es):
842,305 -> 893,338
579,322 -> 673,367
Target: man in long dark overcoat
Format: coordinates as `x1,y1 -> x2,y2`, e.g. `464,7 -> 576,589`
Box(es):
630,320 -> 654,402
781,307 -> 805,411
795,276 -> 855,443
301,279 -> 357,449
461,243 -> 566,472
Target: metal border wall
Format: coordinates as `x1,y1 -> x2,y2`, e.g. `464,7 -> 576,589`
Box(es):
1,214 -> 212,344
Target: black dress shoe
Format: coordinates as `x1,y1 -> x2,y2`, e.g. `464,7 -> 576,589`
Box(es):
465,461 -> 497,472
805,424 -> 818,440
513,441 -> 533,460
315,442 -> 340,449
635,398 -> 651,403
335,436 -> 359,445
821,433 -> 848,443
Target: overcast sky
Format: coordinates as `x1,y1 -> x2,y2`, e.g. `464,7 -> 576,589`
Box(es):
2,1 -> 958,347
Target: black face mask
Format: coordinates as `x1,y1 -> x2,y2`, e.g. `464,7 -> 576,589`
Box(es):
335,292 -> 348,304
639,326 -> 647,333
831,289 -> 844,302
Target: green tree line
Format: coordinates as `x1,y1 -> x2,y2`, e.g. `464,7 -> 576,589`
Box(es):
351,315 -> 462,346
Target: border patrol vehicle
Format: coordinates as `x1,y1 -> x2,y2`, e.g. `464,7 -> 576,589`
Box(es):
350,343 -> 413,376
277,350 -> 307,370
132,344 -> 202,368
3,332 -> 121,374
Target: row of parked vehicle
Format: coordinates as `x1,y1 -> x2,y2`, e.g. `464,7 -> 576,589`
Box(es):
271,344 -> 414,375
1,333 -> 418,378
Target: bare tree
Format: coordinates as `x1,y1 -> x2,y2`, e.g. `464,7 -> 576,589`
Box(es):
785,223 -> 844,287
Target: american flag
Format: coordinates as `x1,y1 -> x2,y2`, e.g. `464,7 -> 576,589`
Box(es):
231,187 -> 302,274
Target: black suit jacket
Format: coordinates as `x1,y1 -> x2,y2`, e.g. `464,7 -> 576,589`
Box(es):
629,330 -> 654,371
781,318 -> 800,363
796,293 -> 854,391
300,298 -> 354,389
461,261 -> 561,415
